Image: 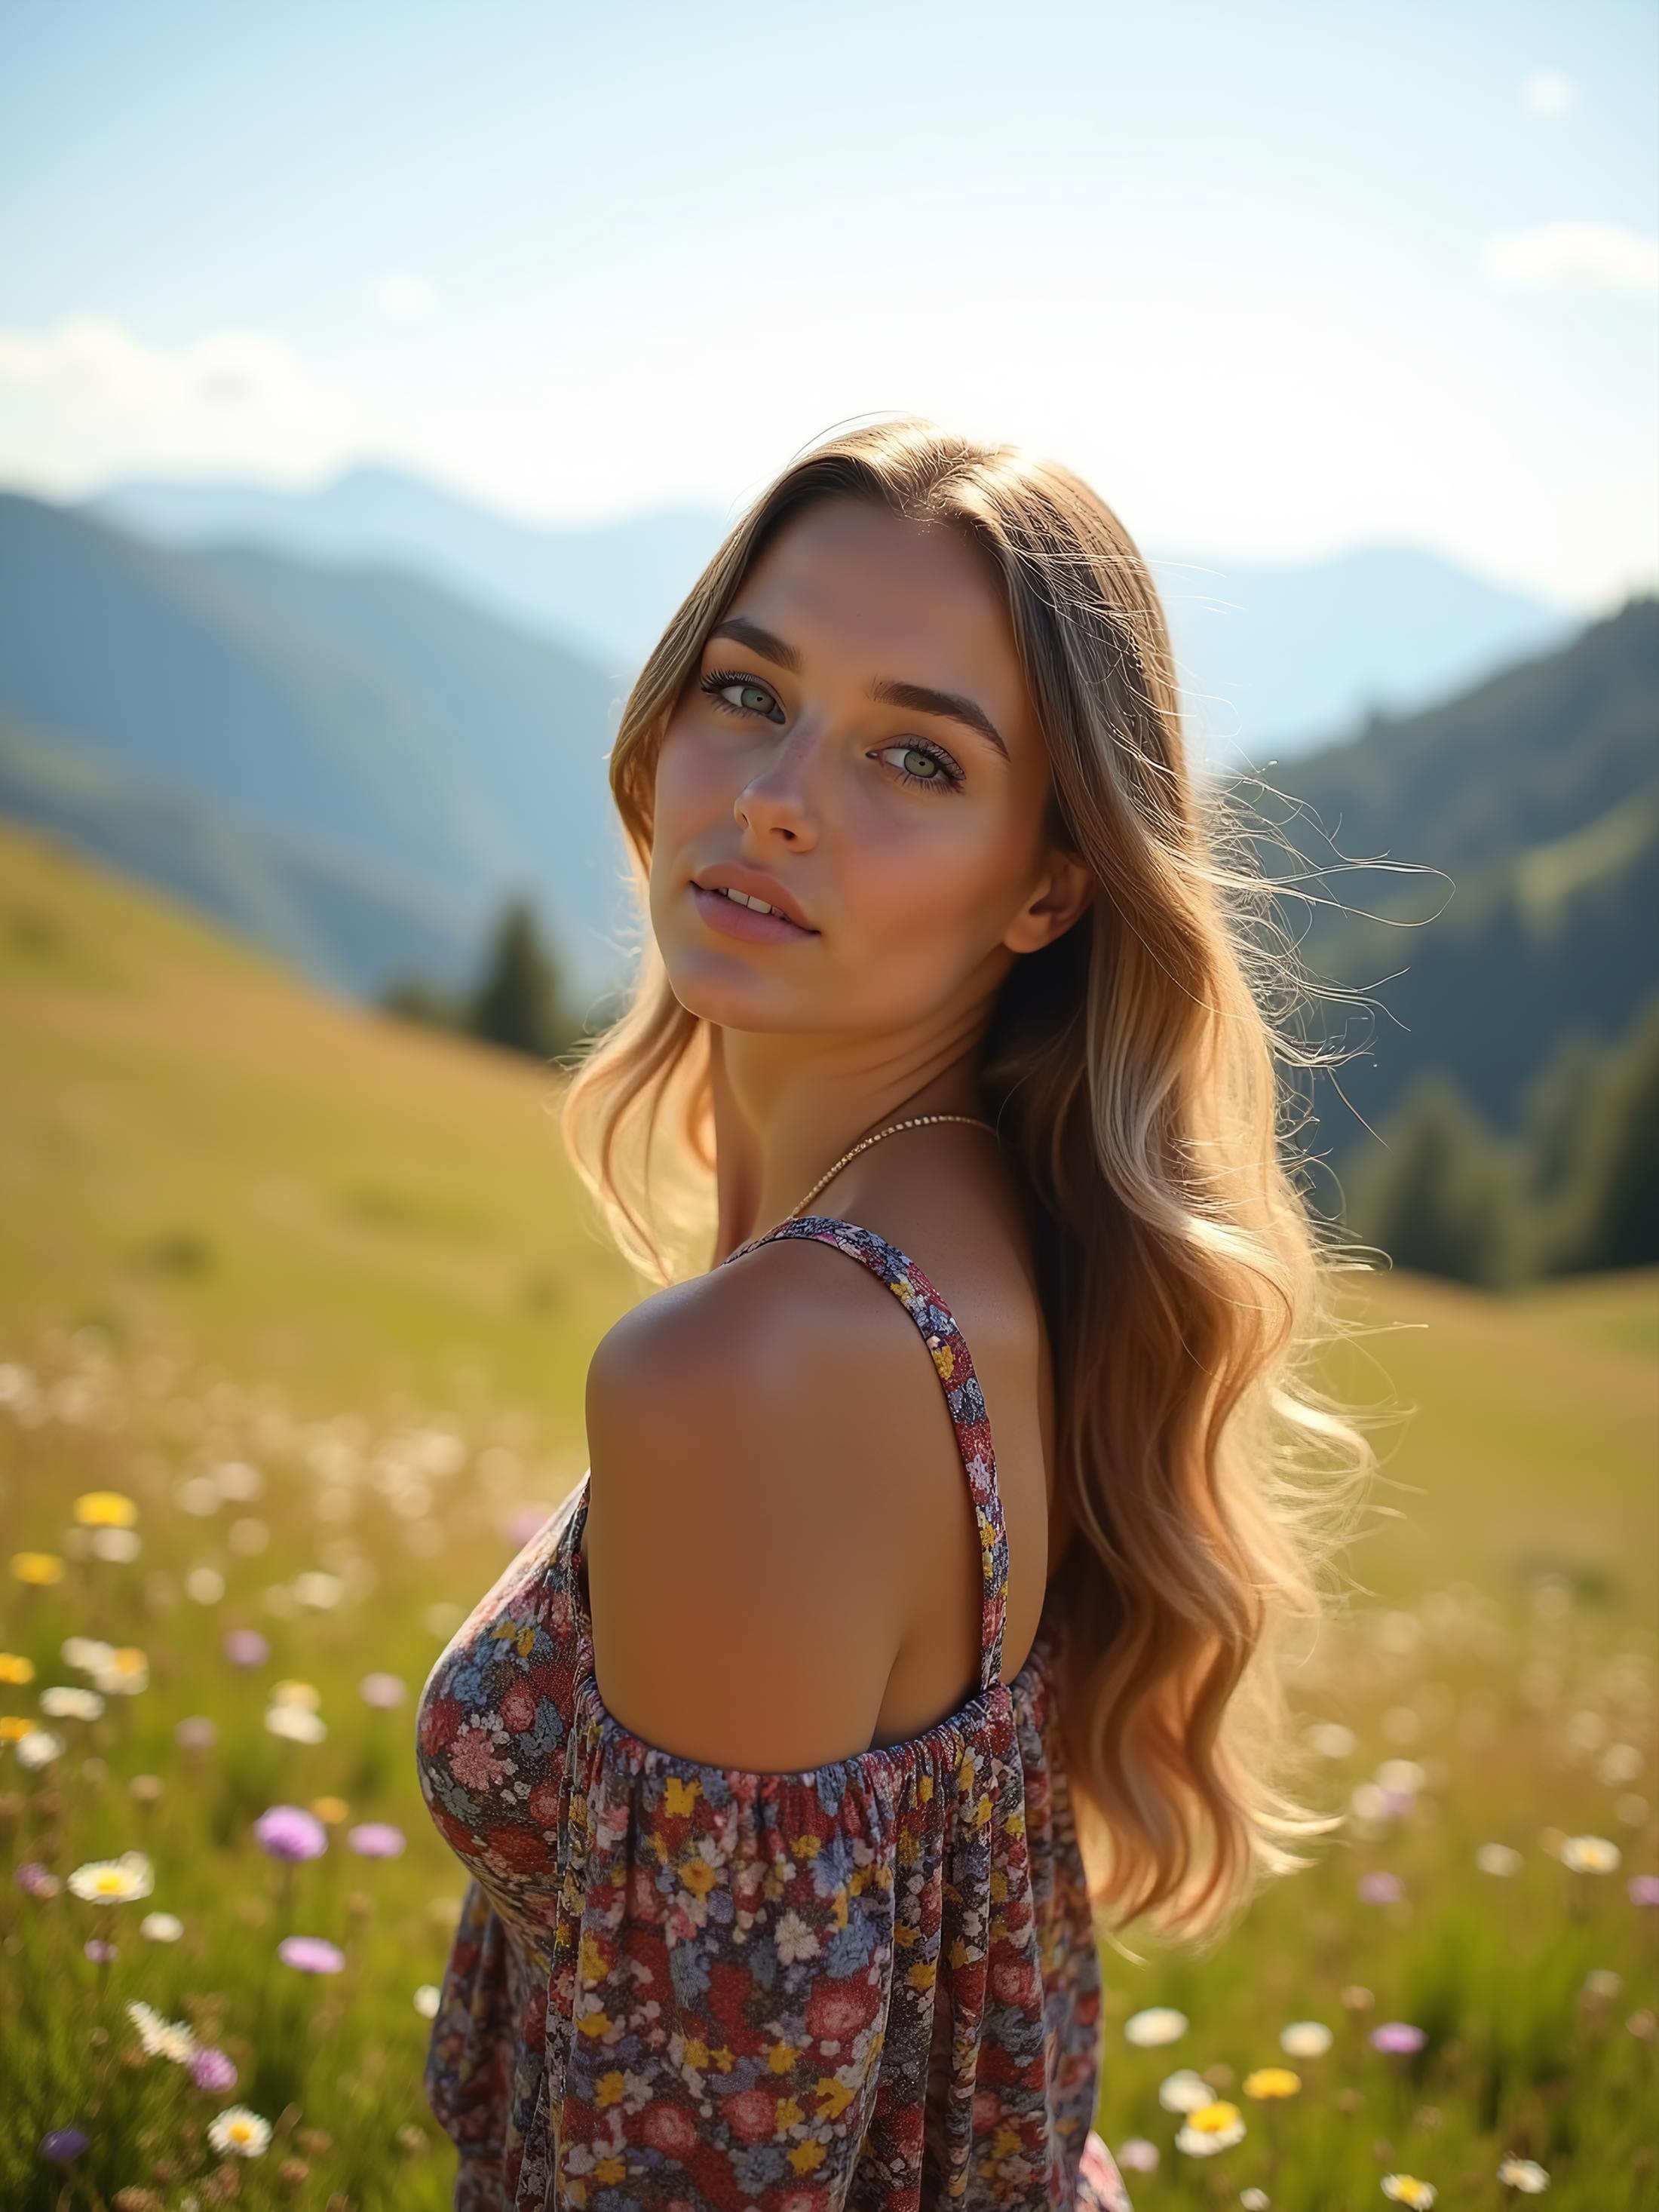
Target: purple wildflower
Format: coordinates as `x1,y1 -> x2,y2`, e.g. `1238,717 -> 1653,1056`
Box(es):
1359,1870 -> 1403,1905
224,1628 -> 269,1667
175,1714 -> 218,1751
253,1805 -> 327,1861
40,2128 -> 89,2164
191,2045 -> 238,2091
278,1934 -> 345,1973
1630,1873 -> 1659,1907
1369,2020 -> 1427,2054
83,1937 -> 118,1963
347,1821 -> 406,1858
15,1861 -> 62,1898
358,1671 -> 406,1709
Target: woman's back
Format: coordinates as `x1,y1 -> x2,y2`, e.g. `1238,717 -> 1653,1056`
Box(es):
415,1211 -> 1133,2208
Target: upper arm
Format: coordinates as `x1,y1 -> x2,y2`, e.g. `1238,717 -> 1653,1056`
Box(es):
581,1247 -> 952,1772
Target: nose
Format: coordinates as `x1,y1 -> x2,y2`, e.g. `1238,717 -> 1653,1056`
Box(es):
733,724 -> 820,846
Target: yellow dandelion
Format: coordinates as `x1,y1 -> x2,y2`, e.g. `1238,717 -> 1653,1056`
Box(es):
1,1715 -> 36,1742
0,1652 -> 35,1684
75,1490 -> 140,1528
1243,2066 -> 1302,2099
11,1553 -> 66,1586
310,1796 -> 351,1825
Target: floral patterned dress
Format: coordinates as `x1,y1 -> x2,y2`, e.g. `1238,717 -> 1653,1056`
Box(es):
415,1213 -> 1134,2212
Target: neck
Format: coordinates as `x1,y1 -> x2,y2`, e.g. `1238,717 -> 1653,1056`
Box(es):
707,1021 -> 990,1267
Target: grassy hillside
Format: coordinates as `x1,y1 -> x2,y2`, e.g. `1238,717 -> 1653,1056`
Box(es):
3,822 -> 1654,2210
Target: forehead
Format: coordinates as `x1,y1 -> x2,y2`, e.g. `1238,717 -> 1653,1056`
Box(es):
727,497 -> 1034,735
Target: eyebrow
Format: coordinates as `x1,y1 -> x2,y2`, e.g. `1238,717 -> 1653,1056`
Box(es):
706,615 -> 1010,765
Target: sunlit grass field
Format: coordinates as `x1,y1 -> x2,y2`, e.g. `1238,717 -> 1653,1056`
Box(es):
3,821 -> 1656,2212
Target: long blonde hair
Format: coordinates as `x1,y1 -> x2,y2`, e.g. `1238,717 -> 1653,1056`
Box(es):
557,417 -> 1380,1947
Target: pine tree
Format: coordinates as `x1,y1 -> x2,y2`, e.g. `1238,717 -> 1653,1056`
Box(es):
1345,1069 -> 1523,1286
466,896 -> 572,1063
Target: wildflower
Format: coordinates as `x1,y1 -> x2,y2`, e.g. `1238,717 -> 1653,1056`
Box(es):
207,2106 -> 271,2158
1370,2022 -> 1427,2055
277,1934 -> 345,1973
1476,1842 -> 1523,1876
0,1716 -> 33,1743
1341,1985 -> 1375,2012
0,1652 -> 35,1683
1497,2157 -> 1550,2192
130,1774 -> 163,1805
360,1671 -> 407,1708
12,1552 -> 67,1585
1307,1720 -> 1357,1759
74,1491 -> 139,1527
17,1730 -> 65,1769
311,1796 -> 351,1824
1114,2139 -> 1160,2174
224,1628 -> 269,1667
292,1571 -> 343,1609
84,1937 -> 118,1962
1158,2069 -> 1214,2112
1175,2100 -> 1245,2155
264,1704 -> 327,1744
40,1686 -> 103,1722
1381,2179 -> 1437,2208
66,1852 -> 154,1904
253,1805 -> 327,1861
1560,1835 -> 1621,1873
192,2046 -> 238,2091
62,1637 -> 115,1673
1280,2020 -> 1333,2057
1124,2006 -> 1188,2046
1582,1968 -> 1622,2000
90,1528 -> 142,1563
125,1998 -> 198,2065
140,1911 -> 183,1941
94,1648 -> 149,1696
1627,1874 -> 1659,1907
269,1679 -> 320,1710
1241,2194 -> 1270,2212
415,1983 -> 441,2018
175,1715 -> 218,1751
1359,1871 -> 1403,1905
39,2127 -> 89,2163
1243,2067 -> 1301,2098
15,1861 -> 63,1898
347,1821 -> 405,1858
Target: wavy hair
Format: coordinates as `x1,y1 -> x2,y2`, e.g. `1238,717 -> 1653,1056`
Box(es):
555,416 -> 1381,1947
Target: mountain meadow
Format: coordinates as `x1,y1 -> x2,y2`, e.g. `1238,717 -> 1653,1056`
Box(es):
1,820 -> 1654,2209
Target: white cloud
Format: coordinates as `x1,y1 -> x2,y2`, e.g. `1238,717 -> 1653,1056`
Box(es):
1519,69 -> 1577,119
0,313 -> 351,492
372,275 -> 437,324
1485,222 -> 1659,293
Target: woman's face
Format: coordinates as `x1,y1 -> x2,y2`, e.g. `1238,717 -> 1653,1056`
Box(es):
649,495 -> 1087,1036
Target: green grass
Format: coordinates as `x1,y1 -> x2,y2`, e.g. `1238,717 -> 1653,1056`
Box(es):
2,819 -> 1656,2210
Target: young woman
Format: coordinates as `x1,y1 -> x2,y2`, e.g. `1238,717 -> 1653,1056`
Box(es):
416,419 -> 1375,2209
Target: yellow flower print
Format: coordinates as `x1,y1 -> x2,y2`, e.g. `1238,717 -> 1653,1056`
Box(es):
774,2097 -> 805,2128
931,1342 -> 955,1382
917,1773 -> 934,1802
595,2070 -> 625,2108
711,2045 -> 736,2072
788,2140 -> 827,2175
664,1775 -> 700,1817
593,2157 -> 627,2185
888,1280 -> 915,1309
790,1832 -> 821,1860
680,1859 -> 716,1897
684,2036 -> 710,2069
767,2041 -> 800,2072
908,1958 -> 937,1993
948,1936 -> 970,1970
993,2123 -> 1023,2158
815,2076 -> 855,2120
488,1618 -> 535,1658
575,2009 -> 613,2039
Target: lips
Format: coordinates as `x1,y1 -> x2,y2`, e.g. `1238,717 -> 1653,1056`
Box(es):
690,882 -> 819,945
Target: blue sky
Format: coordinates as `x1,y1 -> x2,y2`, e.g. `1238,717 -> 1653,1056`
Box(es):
2,0 -> 1654,612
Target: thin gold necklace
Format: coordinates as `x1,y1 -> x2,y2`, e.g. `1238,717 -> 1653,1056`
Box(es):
786,1112 -> 999,1222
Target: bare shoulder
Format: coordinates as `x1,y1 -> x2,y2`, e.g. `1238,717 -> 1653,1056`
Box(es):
581,1236 -> 965,1771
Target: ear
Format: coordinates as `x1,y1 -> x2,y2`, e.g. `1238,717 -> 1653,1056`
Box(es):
1003,846 -> 1096,956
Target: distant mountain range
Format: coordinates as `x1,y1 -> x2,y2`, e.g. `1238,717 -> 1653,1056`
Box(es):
0,490 -> 630,1007
1273,592 -> 1659,1164
80,465 -> 1583,765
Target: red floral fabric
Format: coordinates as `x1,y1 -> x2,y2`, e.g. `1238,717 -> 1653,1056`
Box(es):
416,1215 -> 1133,2210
